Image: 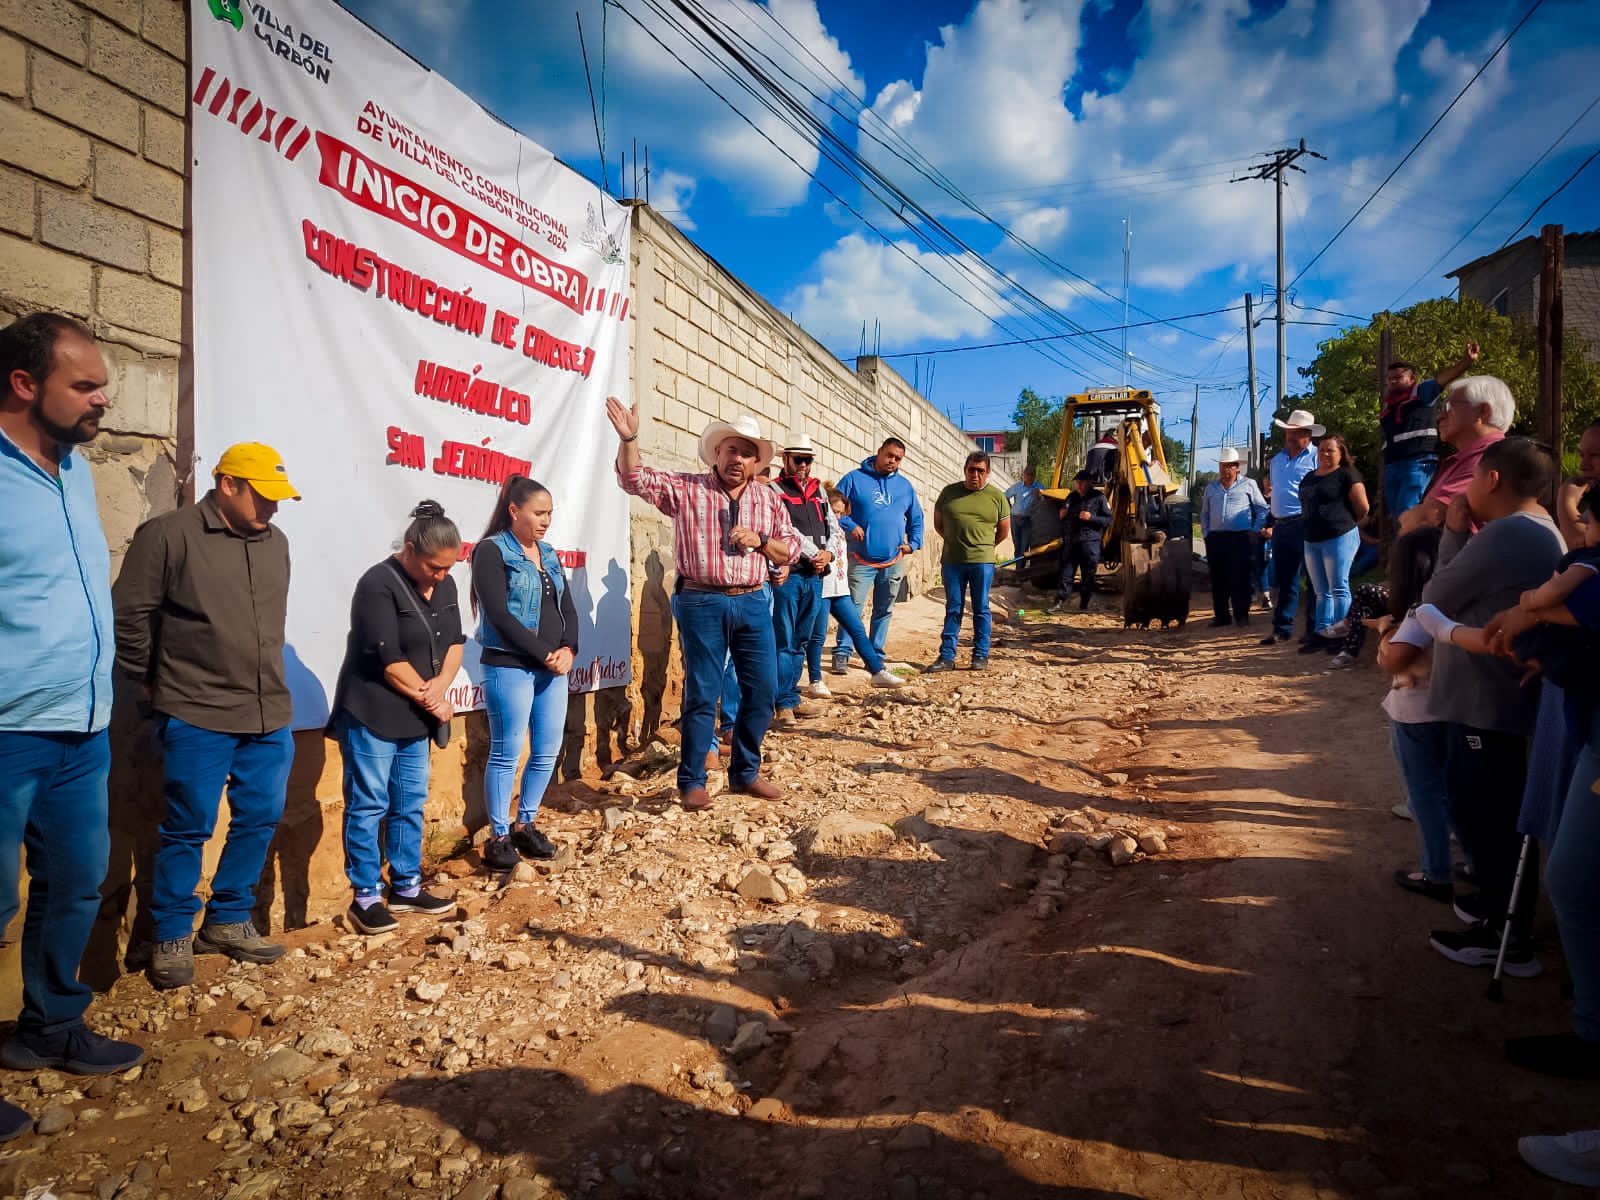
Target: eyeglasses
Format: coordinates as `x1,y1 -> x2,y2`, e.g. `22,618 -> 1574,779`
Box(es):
788,455 -> 813,465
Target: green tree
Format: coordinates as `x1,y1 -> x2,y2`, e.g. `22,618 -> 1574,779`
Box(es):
1011,386 -> 1064,475
1161,433 -> 1189,479
1296,297 -> 1600,476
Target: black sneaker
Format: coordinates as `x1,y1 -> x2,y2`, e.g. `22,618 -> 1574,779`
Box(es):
1394,869 -> 1453,902
1258,631 -> 1290,646
1209,618 -> 1232,628
829,656 -> 850,677
970,658 -> 990,671
1454,892 -> 1494,925
0,1026 -> 145,1076
510,823 -> 557,861
482,833 -> 521,872
0,1098 -> 29,1142
1297,636 -> 1329,655
386,887 -> 456,918
924,659 -> 955,674
1429,923 -> 1541,977
347,900 -> 398,936
1506,1032 -> 1600,1079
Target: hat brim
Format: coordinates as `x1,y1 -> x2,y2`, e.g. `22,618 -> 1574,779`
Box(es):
1272,419 -> 1326,437
699,422 -> 774,469
246,478 -> 302,502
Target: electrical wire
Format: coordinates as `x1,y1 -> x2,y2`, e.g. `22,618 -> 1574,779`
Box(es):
859,304 -> 1246,359
1289,0 -> 1548,289
1499,142 -> 1600,247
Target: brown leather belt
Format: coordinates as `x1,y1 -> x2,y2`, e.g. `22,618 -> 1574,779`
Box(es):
682,580 -> 765,596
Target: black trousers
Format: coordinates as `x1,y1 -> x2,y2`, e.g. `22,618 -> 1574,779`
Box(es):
1204,531 -> 1254,623
1446,723 -> 1538,939
1059,542 -> 1100,605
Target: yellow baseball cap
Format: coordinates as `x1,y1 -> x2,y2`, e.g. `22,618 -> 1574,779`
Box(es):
213,442 -> 302,501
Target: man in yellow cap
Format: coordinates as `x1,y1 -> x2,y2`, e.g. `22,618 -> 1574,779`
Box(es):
114,442 -> 301,988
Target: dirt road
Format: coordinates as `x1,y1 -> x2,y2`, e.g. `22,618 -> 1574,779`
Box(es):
1,596 -> 1591,1199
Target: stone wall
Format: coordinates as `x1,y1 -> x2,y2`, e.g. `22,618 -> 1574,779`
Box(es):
0,4 -> 1003,1005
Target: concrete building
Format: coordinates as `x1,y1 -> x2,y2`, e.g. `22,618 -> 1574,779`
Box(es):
1448,228 -> 1600,356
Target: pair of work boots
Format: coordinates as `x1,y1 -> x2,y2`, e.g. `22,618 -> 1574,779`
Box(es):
149,920 -> 284,990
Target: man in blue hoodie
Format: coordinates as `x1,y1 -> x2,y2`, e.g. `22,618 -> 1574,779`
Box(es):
831,437 -> 924,674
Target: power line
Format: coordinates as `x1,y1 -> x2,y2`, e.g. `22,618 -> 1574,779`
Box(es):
858,304 -> 1246,359
1388,86 -> 1600,308
1293,301 -> 1370,322
1499,142 -> 1600,247
1290,0 -> 1548,289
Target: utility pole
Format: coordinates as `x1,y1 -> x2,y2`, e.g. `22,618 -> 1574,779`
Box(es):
1232,140 -> 1325,411
1537,223 -> 1565,508
1244,293 -> 1258,472
1376,320 -> 1395,546
1121,216 -> 1132,387
1188,384 -> 1199,494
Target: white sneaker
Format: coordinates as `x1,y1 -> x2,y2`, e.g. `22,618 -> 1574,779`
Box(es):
1321,620 -> 1350,639
1519,1130 -> 1600,1187
1329,652 -> 1355,669
870,669 -> 904,689
803,681 -> 832,699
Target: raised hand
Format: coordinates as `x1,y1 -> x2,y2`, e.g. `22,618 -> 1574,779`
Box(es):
605,396 -> 639,441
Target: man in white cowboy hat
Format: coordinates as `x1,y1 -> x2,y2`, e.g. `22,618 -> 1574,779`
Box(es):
607,398 -> 801,812
1200,447 -> 1268,627
771,434 -> 833,725
1259,408 -> 1322,645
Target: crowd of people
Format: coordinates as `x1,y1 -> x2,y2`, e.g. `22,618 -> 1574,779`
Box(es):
6,307 -> 1600,1181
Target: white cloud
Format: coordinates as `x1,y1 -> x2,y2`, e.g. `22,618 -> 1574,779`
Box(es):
1012,205 -> 1069,245
783,233 -> 1009,348
652,169 -> 698,230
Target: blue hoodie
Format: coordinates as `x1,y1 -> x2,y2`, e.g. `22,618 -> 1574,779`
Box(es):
836,455 -> 924,564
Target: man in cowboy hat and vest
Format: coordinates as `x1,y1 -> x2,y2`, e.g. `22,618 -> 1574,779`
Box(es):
1200,447 -> 1268,627
772,435 -> 832,726
1380,341 -> 1479,525
607,398 -> 801,812
1259,409 -> 1322,645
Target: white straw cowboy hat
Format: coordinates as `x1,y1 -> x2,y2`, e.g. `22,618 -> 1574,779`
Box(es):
698,414 -> 774,468
1217,447 -> 1243,465
1273,408 -> 1326,437
781,433 -> 817,456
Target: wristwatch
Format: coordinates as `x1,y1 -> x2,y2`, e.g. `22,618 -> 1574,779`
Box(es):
757,533 -> 769,550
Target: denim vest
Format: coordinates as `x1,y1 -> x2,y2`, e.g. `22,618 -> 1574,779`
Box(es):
477,530 -> 566,653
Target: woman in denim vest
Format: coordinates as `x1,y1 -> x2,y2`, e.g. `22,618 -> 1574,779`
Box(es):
470,476 -> 578,871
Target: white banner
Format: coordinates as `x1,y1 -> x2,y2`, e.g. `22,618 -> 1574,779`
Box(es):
190,0 -> 633,729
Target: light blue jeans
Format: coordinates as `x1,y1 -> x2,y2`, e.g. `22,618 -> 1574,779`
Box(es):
835,560 -> 905,662
337,716 -> 430,898
1303,526 -> 1360,632
483,664 -> 569,836
1547,711 -> 1600,1042
1389,719 -> 1453,882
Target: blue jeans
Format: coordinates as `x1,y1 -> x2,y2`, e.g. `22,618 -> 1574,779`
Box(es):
1011,515 -> 1032,559
1389,719 -> 1453,881
1303,526 -> 1360,632
809,595 -> 885,679
1384,456 -> 1437,521
1269,518 -> 1308,636
152,717 -> 294,943
1548,715 -> 1600,1041
836,560 -> 905,662
337,716 -> 430,898
939,563 -> 995,662
483,664 -> 569,836
0,731 -> 110,1034
772,572 -> 823,712
675,587 -> 776,791
672,595 -> 741,734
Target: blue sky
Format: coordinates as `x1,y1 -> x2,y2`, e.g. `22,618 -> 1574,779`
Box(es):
343,0 -> 1600,468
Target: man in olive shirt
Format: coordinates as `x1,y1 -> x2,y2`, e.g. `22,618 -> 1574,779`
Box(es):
114,443 -> 300,988
928,451 -> 1010,672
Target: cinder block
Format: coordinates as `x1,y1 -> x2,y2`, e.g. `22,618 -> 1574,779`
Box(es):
0,232 -> 92,313
0,98 -> 90,185
93,146 -> 181,226
102,342 -> 177,437
96,265 -> 180,341
141,103 -> 183,171
80,0 -> 138,33
39,187 -> 146,270
0,32 -> 22,96
0,0 -> 86,64
0,165 -> 32,235
147,222 -> 180,285
88,15 -> 181,113
32,51 -> 141,149
139,0 -> 183,59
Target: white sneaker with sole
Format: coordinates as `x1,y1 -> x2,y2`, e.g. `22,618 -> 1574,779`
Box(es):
1519,1130 -> 1600,1186
870,669 -> 904,689
1329,652 -> 1355,669
803,681 -> 831,699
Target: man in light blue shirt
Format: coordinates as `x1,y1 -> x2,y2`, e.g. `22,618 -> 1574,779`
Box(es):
1260,408 -> 1321,644
1003,466 -> 1042,558
1200,447 -> 1267,626
0,314 -> 144,1131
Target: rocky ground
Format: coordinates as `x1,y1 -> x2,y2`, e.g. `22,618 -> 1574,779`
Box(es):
1,591 -> 1596,1199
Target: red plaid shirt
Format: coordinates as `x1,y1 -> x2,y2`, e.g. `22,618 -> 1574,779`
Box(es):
619,465 -> 801,587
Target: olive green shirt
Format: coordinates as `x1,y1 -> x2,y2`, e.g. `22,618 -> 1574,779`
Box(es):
113,492 -> 293,734
935,482 -> 1008,565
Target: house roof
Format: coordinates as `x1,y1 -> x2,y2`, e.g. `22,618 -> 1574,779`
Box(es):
1447,229 -> 1600,280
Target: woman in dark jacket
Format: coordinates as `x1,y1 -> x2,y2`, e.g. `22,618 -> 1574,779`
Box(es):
1299,433 -> 1370,653
472,475 -> 578,872
330,501 -> 465,935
